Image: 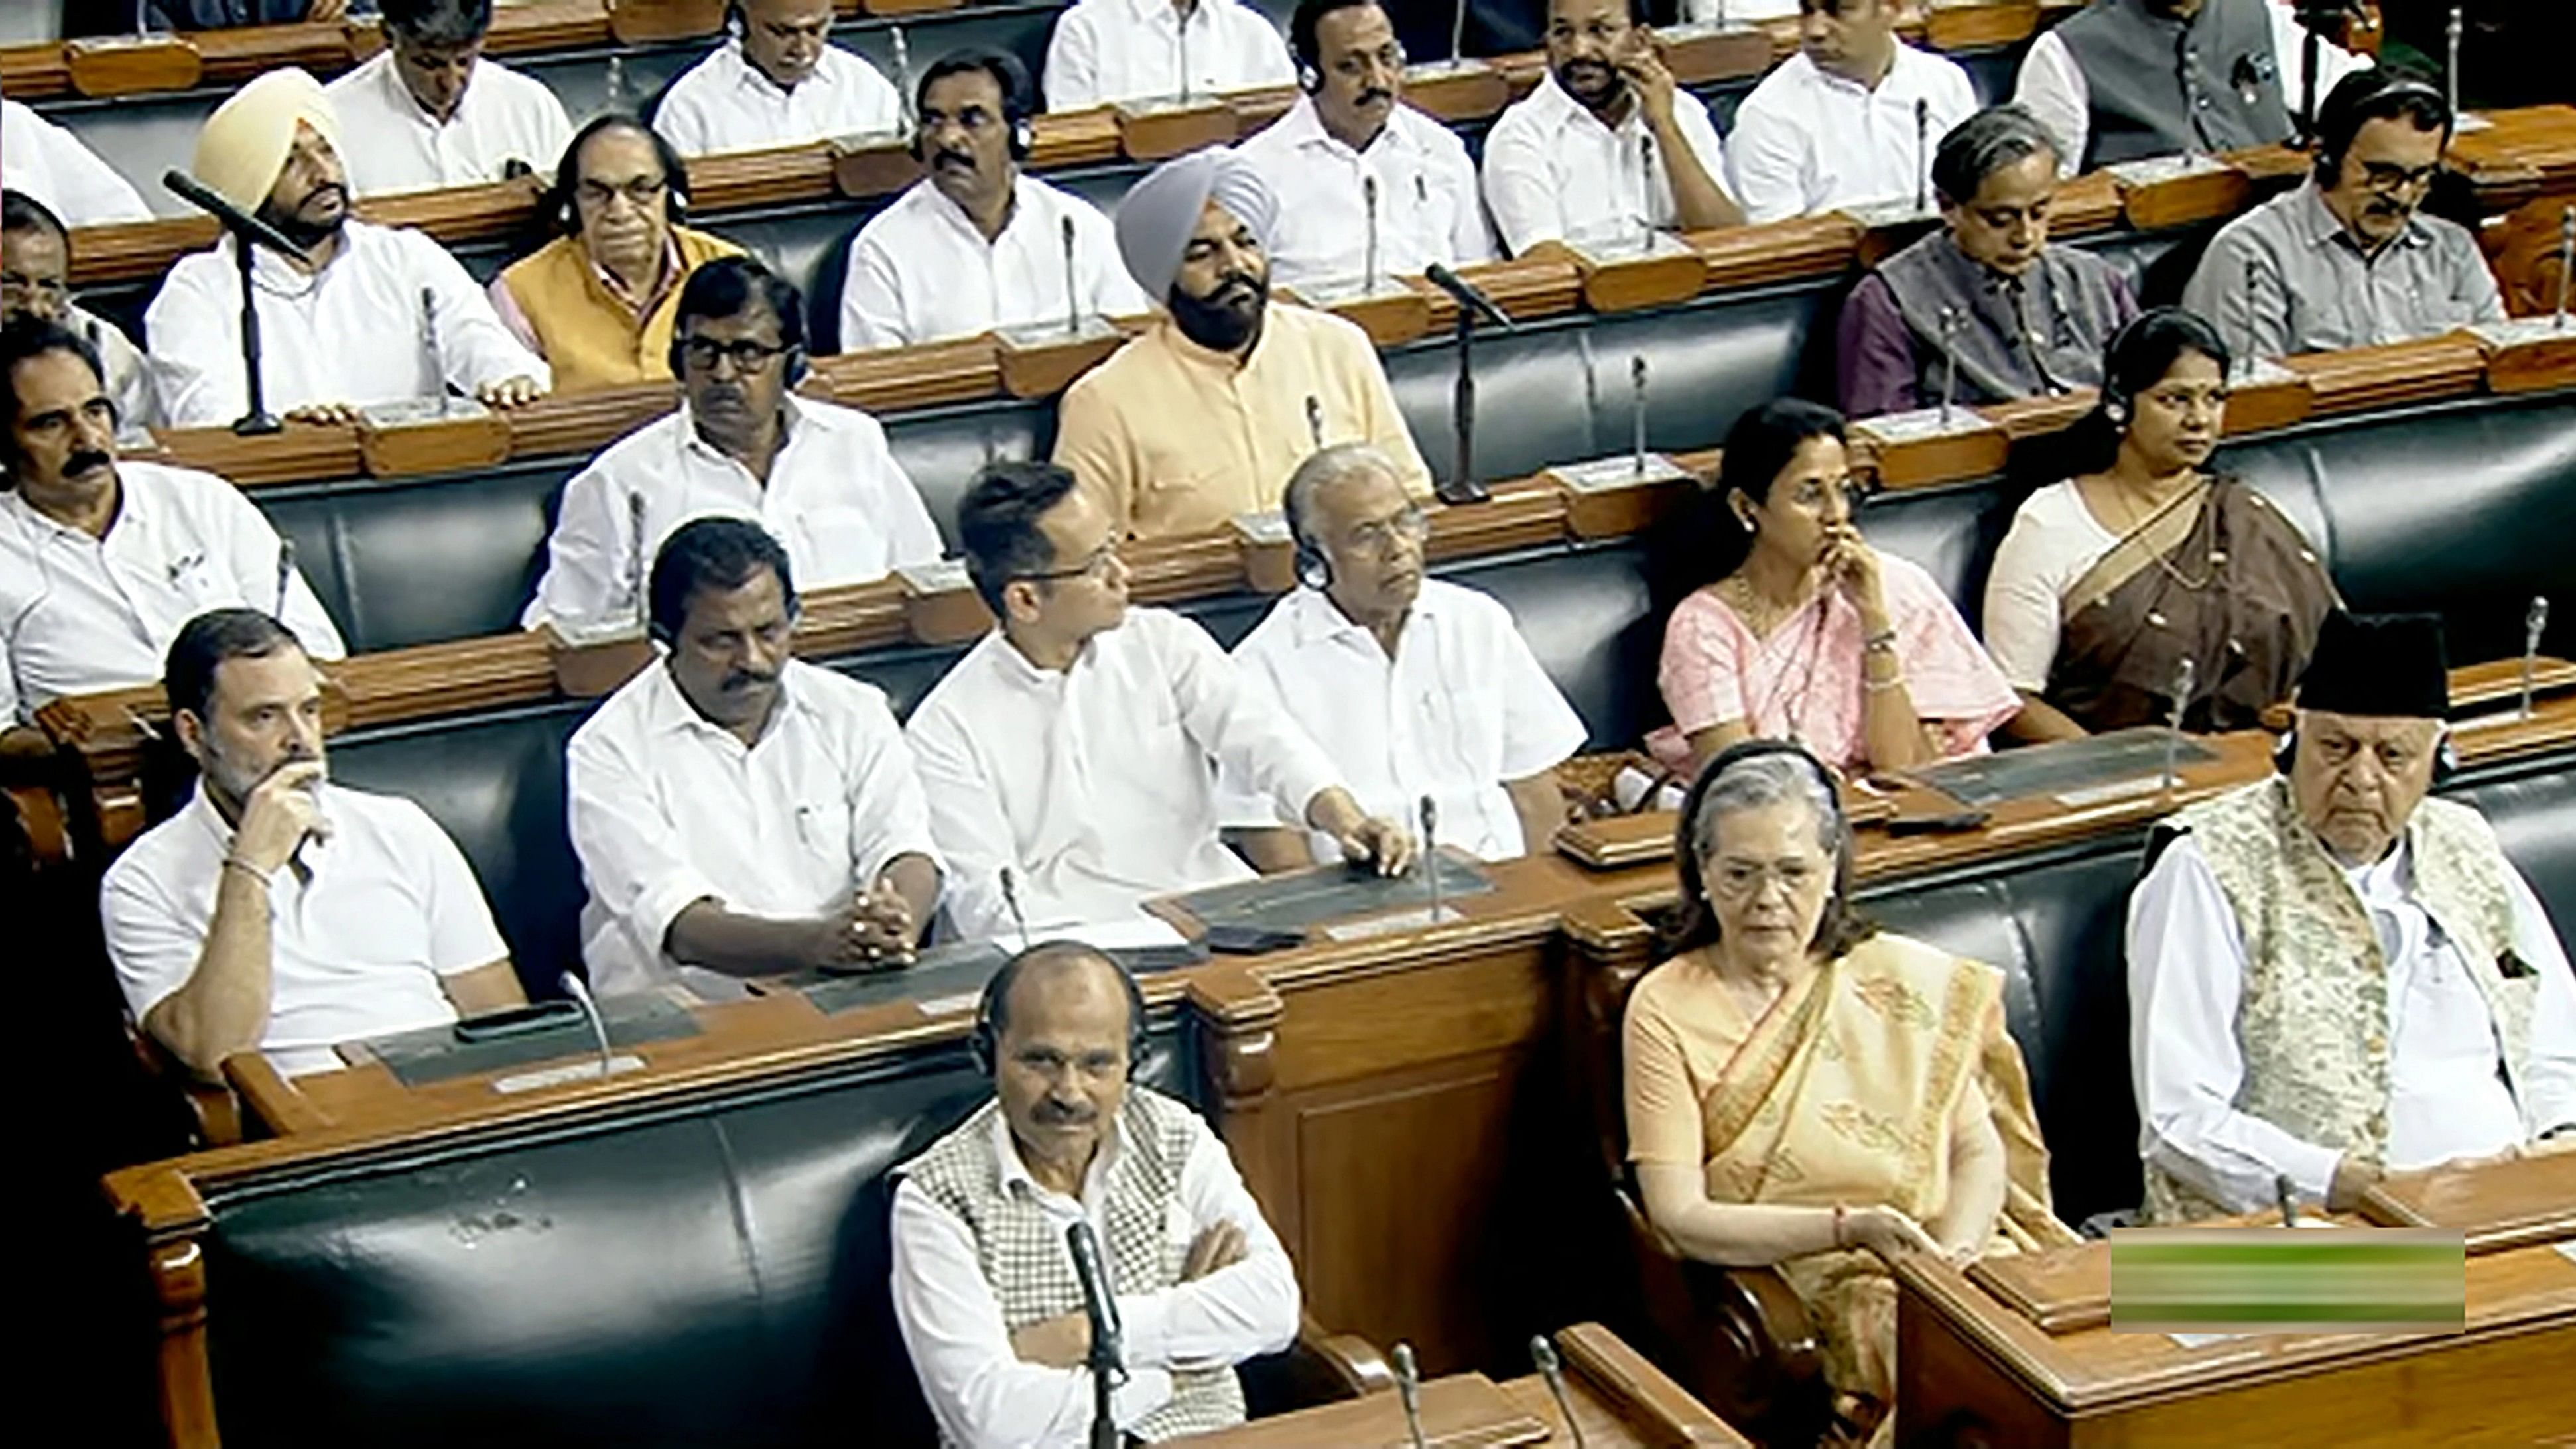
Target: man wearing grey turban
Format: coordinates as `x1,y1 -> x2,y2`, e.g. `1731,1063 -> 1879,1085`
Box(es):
1052,147 -> 1432,540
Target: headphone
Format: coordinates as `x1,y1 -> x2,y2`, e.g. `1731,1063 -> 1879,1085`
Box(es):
912,50 -> 1037,165
2271,725 -> 2459,783
966,946 -> 1151,1078
665,331 -> 809,387
552,116 -> 692,237
1290,1 -> 1405,95
1287,495 -> 1333,591
2310,69 -> 2451,188
1670,738 -> 1858,945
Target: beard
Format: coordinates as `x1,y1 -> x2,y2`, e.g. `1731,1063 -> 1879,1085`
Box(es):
256,188 -> 346,252
1167,270 -> 1268,353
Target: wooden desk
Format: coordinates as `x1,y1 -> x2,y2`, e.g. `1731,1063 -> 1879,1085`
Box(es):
1894,1155 -> 2576,1448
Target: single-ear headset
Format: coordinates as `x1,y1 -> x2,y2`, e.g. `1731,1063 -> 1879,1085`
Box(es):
967,948 -> 1151,1078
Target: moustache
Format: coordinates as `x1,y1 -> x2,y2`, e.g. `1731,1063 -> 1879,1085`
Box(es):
1356,87 -> 1393,107
63,448 -> 113,477
298,183 -> 347,212
933,149 -> 976,171
1033,1102 -> 1096,1126
1212,274 -> 1261,302
721,668 -> 779,693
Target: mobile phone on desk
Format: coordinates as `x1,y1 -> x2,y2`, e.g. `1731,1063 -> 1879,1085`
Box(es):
1203,924 -> 1307,955
453,999 -> 584,1042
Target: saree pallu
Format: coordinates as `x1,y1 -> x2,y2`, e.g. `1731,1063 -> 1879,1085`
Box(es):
2044,478 -> 2338,734
1698,934 -> 2073,1441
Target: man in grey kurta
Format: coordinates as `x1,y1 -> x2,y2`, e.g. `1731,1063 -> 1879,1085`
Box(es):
2182,69 -> 2502,358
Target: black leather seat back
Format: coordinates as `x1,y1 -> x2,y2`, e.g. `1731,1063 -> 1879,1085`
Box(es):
264,461 -> 566,653
883,399 -> 1054,550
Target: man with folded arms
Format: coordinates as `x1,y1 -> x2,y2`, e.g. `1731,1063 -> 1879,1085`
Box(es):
568,518 -> 941,1001
1051,148 -> 1429,540
655,0 -> 902,156
1222,444 -> 1586,867
891,941 -> 1299,1446
147,68 -> 549,427
102,609 -> 525,1080
323,0 -> 574,196
904,460 -> 1415,941
2128,611 -> 2576,1222
523,256 -> 942,631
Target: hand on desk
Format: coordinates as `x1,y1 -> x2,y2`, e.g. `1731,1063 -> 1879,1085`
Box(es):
805,880 -> 917,971
285,401 -> 363,427
2327,1152 -> 2384,1213
1848,1204 -> 1942,1262
476,375 -> 547,409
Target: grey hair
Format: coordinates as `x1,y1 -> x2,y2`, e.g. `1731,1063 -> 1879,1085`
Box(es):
1931,105 -> 2064,208
1687,751 -> 1844,864
1282,442 -> 1403,552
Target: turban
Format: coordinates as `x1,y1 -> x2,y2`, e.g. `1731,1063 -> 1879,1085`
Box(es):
194,68 -> 342,215
1113,147 -> 1278,302
2297,610 -> 2450,720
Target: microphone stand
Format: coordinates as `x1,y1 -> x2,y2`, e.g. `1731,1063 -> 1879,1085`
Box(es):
162,169 -> 300,436
2161,657 -> 2197,800
2522,596 -> 2551,722
558,972 -> 617,1081
1445,297 -> 1491,506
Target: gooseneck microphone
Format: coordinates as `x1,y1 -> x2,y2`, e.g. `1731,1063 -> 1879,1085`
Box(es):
1392,1342 -> 1429,1449
558,972 -> 616,1081
1531,1334 -> 1588,1448
164,170 -> 310,261
273,536 -> 296,618
1419,793 -> 1441,922
1066,1219 -> 1124,1449
164,168 -> 300,436
1060,214 -> 1082,336
1423,263 -> 1513,331
1000,865 -> 1033,952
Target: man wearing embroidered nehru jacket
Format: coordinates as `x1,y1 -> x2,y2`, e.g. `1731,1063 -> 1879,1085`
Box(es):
891,942 -> 1299,1445
1051,147 -> 1429,540
2128,611 -> 2576,1223
655,0 -> 903,156
323,0 -> 574,196
146,68 -> 549,428
568,518 -> 942,1001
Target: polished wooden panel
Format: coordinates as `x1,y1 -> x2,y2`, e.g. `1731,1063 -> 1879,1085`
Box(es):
2359,1149 -> 2576,1253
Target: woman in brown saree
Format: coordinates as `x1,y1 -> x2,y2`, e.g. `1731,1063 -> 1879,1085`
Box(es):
1982,308 -> 2338,741
1622,742 -> 2072,1446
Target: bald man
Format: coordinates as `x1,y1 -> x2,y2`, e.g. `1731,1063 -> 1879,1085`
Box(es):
145,68 -> 548,427
1050,148 -> 1429,540
889,943 -> 1299,1446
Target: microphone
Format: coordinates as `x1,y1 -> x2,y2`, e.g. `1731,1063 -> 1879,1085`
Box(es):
2446,5 -> 2464,125
1423,263 -> 1513,330
2275,1172 -> 2301,1228
1066,1218 -> 1124,1449
891,24 -> 915,135
2163,656 -> 2197,795
558,972 -> 617,1081
1628,354 -> 1651,477
1175,0 -> 1194,104
1391,1342 -> 1429,1449
999,865 -> 1033,951
2522,596 -> 2551,721
1362,173 -> 1380,294
1935,304 -> 1962,427
162,170 -> 310,263
1419,792 -> 1441,922
1447,0 -> 1468,66
1304,393 -> 1324,451
627,491 -> 650,630
1531,1335 -> 1588,1449
273,536 -> 296,618
419,284 -> 449,414
1636,133 -> 1655,245
1913,97 -> 1931,214
2553,204 -> 2573,333
2239,255 -> 2263,378
1061,213 -> 1082,336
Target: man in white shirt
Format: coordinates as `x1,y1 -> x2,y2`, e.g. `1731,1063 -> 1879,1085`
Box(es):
1725,0 -> 1978,224
3,190 -> 161,436
0,320 -> 344,741
1222,444 -> 1585,867
840,48 -> 1145,351
1042,0 -> 1299,112
101,609 -> 526,1080
0,97 -> 153,227
904,460 -> 1415,940
1480,0 -> 1742,257
1236,0 -> 1493,292
324,0 -> 574,197
526,256 -> 942,631
891,942 -> 1299,1446
146,68 -> 549,428
568,517 -> 941,1000
653,0 -> 903,156
2128,611 -> 2576,1222
2014,0 -> 2360,175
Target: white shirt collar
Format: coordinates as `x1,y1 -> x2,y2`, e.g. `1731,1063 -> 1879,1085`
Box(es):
635,653 -> 809,746
1283,579 -> 1436,649
679,391 -> 817,468
726,37 -> 828,101
0,472 -> 131,545
915,170 -> 1033,245
1527,71 -> 1630,139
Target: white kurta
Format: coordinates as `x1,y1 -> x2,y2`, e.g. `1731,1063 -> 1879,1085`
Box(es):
653,38 -> 901,157
1478,72 -> 1732,257
1218,580 -> 1586,861
323,52 -> 574,197
1,98 -> 152,225
1724,46 -> 1978,224
2128,832 -> 2576,1212
902,607 -> 1343,941
523,396 -> 944,629
567,658 -> 941,1000
839,173 -> 1147,350
0,460 -> 345,721
889,1107 -> 1300,1449
145,221 -> 549,427
1234,95 -> 1494,292
102,782 -> 509,1078
1041,0 -> 1296,112
68,301 -> 164,437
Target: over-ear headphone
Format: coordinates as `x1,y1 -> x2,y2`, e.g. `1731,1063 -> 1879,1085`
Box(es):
2272,725 -> 2459,783
1297,60 -> 1322,94
912,49 -> 1037,165
967,946 -> 1151,1078
2310,68 -> 2451,188
665,334 -> 809,387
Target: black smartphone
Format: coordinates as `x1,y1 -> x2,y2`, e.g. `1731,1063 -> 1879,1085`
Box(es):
1203,923 -> 1308,955
453,999 -> 584,1042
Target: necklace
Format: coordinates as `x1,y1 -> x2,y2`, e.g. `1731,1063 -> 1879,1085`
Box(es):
2089,474 -> 2217,592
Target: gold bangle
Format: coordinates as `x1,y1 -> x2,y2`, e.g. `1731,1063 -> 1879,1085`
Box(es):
1863,672 -> 1907,694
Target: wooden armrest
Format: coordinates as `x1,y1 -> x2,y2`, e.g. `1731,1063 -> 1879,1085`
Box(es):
1295,1312 -> 1395,1399
1615,1184 -> 1829,1446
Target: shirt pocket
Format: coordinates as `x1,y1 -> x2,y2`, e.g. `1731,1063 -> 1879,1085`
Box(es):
793,505 -> 895,585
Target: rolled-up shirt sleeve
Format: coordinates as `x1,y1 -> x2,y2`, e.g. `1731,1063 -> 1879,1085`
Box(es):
1117,1119 -> 1300,1370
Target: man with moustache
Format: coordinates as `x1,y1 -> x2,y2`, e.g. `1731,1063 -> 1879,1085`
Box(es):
1041,0 -> 1297,113
1480,0 -> 1740,258
839,49 -> 1145,351
1220,444 -> 1586,868
905,460 -> 1415,940
566,518 -> 942,1000
2128,611 -> 2576,1222
2014,0 -> 2361,173
2182,68 -> 2501,357
1724,0 -> 1978,225
491,115 -> 745,393
655,0 -> 902,156
146,68 -> 549,428
101,608 -> 525,1080
524,256 -> 941,630
322,0 -> 574,197
3,190 -> 161,436
1837,106 -> 2138,418
891,942 -> 1299,1446
1051,148 -> 1429,540
1236,0 -> 1492,293
0,320 -> 342,745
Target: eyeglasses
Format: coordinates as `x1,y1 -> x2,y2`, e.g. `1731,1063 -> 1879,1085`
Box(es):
1787,477 -> 1872,512
1345,506 -> 1431,558
677,336 -> 793,373
1707,857 -> 1829,900
0,271 -> 68,308
1019,539 -> 1120,584
576,176 -> 669,212
2356,160 -> 2441,197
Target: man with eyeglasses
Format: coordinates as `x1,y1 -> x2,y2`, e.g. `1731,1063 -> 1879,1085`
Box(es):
523,256 -> 940,631
655,0 -> 901,157
1235,0 -> 1492,294
322,0 -> 573,197
491,115 -> 745,393
1218,444 -> 1586,869
2181,68 -> 2502,358
905,459 -> 1415,942
1,190 -> 161,438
